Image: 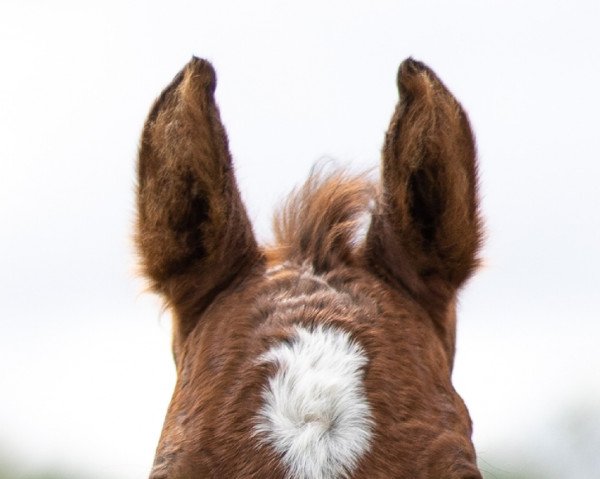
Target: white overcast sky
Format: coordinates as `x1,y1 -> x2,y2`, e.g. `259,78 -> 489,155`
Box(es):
1,1 -> 599,478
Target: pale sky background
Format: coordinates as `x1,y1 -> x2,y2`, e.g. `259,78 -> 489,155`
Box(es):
0,1 -> 599,478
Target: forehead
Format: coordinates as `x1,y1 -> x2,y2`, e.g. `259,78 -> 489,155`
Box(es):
264,261 -> 334,286
164,262 -> 467,478
248,261 -> 455,387
244,261 -> 447,376
186,260 -> 444,372
255,262 -> 379,332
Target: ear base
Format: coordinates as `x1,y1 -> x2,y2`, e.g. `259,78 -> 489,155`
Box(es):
136,58 -> 262,336
366,58 -> 483,303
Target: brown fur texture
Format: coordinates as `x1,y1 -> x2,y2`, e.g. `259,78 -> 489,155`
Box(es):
137,57 -> 483,479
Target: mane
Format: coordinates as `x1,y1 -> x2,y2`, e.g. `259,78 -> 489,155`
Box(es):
266,167 -> 376,271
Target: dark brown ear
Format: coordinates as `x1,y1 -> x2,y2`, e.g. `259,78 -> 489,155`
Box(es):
136,57 -> 261,337
366,58 -> 482,305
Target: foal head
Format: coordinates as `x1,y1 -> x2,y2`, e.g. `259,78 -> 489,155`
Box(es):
136,57 -> 483,479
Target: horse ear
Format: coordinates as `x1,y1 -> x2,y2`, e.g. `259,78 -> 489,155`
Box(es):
365,59 -> 482,305
136,57 -> 261,338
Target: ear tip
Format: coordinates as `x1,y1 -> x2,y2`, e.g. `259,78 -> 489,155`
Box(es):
185,56 -> 217,93
396,57 -> 438,97
400,57 -> 428,73
396,57 -> 431,93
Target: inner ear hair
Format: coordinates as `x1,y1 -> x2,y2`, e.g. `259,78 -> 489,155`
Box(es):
366,58 -> 483,305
